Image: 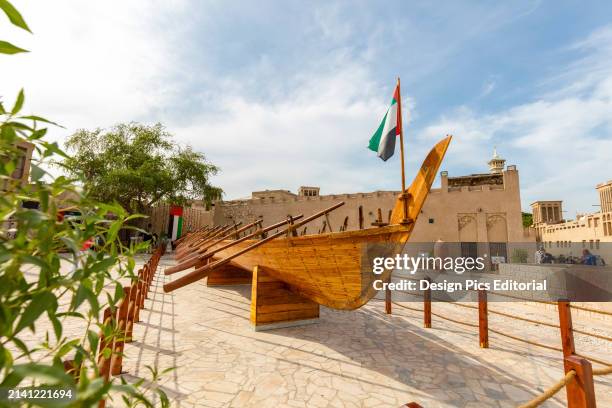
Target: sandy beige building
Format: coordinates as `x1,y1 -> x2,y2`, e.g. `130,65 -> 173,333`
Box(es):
531,180 -> 612,260
175,150 -> 534,263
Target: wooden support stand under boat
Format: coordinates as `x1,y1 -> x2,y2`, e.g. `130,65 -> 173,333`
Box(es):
165,135 -> 452,329
250,265 -> 319,330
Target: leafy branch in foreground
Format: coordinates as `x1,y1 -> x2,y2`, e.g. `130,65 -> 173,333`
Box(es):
0,0 -> 31,54
1,3 -> 170,407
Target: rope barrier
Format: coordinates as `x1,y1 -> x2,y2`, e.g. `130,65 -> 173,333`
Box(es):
392,301 -> 563,352
569,304 -> 612,317
488,291 -> 557,305
431,310 -> 480,328
398,290 -> 612,342
488,308 -> 559,329
592,365 -> 612,376
517,365 -> 612,408
392,301 -> 423,314
391,298 -> 612,407
393,301 -> 479,328
488,328 -> 563,353
517,370 -> 576,408
573,329 -> 612,342
575,353 -> 612,368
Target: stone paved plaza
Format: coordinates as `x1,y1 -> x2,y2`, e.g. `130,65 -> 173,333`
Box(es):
117,255 -> 612,408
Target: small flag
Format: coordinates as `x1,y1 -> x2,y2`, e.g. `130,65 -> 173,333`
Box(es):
368,84 -> 402,161
169,205 -> 183,241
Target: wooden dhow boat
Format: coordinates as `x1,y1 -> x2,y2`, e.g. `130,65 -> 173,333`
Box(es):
164,135 -> 452,328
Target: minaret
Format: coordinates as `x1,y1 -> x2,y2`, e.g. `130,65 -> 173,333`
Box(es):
488,147 -> 506,173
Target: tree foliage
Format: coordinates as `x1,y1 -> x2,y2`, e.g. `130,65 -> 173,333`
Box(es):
63,123 -> 223,213
522,212 -> 533,228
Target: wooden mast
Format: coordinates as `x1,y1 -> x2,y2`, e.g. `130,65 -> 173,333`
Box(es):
397,77 -> 410,224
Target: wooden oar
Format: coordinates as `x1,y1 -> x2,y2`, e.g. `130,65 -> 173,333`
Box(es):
176,225 -> 217,251
176,224 -> 232,260
175,227 -> 220,259
176,222 -> 242,261
174,226 -> 208,246
197,219 -> 262,253
165,215 -> 303,275
164,202 -> 345,292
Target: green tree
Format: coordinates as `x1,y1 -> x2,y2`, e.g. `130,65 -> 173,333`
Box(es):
522,212 -> 533,228
63,123 -> 223,213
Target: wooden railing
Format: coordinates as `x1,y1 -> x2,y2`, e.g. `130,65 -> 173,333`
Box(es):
63,245 -> 165,407
386,280 -> 612,408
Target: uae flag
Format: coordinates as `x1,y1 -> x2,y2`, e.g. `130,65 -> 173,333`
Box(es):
368,84 -> 402,161
168,205 -> 183,241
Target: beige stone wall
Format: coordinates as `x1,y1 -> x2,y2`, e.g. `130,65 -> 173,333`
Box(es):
212,166 -> 532,245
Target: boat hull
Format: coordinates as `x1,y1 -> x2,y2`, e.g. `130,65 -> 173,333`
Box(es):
165,135 -> 452,311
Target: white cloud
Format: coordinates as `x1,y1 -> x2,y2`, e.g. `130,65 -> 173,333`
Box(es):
169,63 -> 402,198
418,25 -> 612,215
0,1 -> 186,140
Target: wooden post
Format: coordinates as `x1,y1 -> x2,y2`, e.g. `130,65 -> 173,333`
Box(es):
143,265 -> 150,298
97,307 -> 113,380
385,275 -> 392,315
288,215 -> 298,237
140,269 -> 147,306
147,261 -> 154,288
478,289 -> 489,348
558,300 -> 596,407
424,277 -> 432,328
97,307 -> 114,408
126,283 -> 137,340
371,208 -> 388,227
564,355 -> 596,408
110,286 -> 131,375
558,300 -> 575,358
62,359 -> 78,378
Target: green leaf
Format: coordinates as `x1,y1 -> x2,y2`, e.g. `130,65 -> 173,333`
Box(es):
14,291 -> 58,335
56,339 -> 79,359
89,256 -> 116,274
72,284 -> 99,315
1,363 -> 73,388
0,0 -> 32,32
20,115 -> 63,127
48,311 -> 62,341
11,88 -> 25,114
0,39 -> 27,54
11,337 -> 29,356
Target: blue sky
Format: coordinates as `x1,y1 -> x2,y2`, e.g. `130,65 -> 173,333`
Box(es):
2,1 -> 612,217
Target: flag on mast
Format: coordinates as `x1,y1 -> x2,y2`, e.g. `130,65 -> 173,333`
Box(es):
368,84 -> 402,161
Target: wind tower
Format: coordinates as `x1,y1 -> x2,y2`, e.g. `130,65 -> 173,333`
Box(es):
488,147 -> 506,174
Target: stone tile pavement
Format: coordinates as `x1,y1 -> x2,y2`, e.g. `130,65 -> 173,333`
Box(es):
116,255 -> 611,408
